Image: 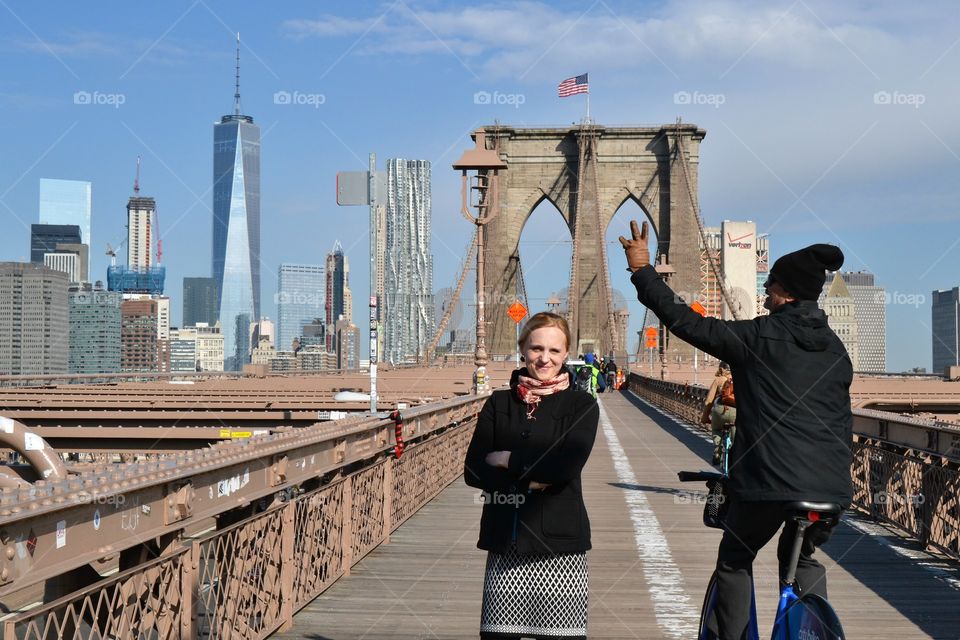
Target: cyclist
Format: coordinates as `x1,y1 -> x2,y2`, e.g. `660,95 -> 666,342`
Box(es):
603,357 -> 618,392
620,221 -> 852,640
701,362 -> 736,465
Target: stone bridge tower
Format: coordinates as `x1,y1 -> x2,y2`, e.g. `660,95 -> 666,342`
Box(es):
477,123 -> 706,363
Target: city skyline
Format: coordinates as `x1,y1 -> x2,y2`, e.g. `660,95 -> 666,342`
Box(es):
0,2 -> 958,370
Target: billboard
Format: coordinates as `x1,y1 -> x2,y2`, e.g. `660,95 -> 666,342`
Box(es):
721,220 -> 757,320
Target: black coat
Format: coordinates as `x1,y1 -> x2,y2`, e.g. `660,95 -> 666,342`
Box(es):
464,369 -> 599,554
631,265 -> 853,505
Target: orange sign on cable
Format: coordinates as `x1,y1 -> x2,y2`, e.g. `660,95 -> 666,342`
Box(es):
507,301 -> 528,324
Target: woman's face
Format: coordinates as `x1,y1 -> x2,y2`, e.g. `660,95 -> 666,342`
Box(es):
522,326 -> 569,381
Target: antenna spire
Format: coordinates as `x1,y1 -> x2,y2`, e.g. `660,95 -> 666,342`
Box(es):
133,155 -> 141,195
234,32 -> 242,115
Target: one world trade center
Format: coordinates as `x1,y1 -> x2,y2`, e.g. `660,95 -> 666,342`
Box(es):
213,35 -> 260,371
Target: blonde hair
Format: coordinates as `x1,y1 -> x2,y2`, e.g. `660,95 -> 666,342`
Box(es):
517,312 -> 571,351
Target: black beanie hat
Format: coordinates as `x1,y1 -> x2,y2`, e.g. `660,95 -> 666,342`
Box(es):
767,244 -> 844,301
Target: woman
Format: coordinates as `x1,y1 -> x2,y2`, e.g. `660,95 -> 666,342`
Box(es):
700,361 -> 737,465
464,311 -> 599,640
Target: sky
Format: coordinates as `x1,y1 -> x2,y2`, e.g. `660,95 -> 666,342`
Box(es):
0,0 -> 958,371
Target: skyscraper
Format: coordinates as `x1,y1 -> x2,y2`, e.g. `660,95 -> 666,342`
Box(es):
823,273 -> 859,370
277,263 -> 324,352
39,178 -> 91,251
0,262 -> 69,375
932,286 -> 959,374
31,224 -> 81,264
127,195 -> 155,270
68,284 -> 121,374
383,159 -> 435,363
832,272 -> 885,372
325,243 -> 349,352
183,277 -> 219,327
213,35 -> 261,371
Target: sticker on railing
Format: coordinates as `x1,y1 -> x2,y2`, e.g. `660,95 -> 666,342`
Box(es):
24,432 -> 44,451
0,417 -> 14,433
93,509 -> 101,530
56,520 -> 66,549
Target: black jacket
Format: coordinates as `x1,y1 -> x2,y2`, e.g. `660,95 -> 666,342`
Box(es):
464,369 -> 599,554
631,265 -> 853,505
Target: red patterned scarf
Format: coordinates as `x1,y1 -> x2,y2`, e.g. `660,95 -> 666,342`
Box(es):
515,372 -> 570,420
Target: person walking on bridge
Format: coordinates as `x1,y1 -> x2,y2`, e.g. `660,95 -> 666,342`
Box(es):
619,220 -> 853,640
465,311 -> 599,640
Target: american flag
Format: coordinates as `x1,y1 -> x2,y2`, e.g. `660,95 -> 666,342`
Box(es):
558,73 -> 589,98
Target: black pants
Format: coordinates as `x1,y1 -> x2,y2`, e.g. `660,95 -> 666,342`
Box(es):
707,500 -> 836,640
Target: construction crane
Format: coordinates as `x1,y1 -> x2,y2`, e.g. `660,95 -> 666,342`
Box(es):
105,244 -> 117,267
424,228 -> 478,362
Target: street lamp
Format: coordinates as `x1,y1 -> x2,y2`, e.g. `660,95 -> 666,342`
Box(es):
654,256 -> 675,381
453,131 -> 507,394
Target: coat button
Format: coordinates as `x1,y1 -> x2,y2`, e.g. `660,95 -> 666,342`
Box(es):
520,431 -> 530,439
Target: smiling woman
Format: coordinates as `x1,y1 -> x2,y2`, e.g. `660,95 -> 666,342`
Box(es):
464,311 -> 600,640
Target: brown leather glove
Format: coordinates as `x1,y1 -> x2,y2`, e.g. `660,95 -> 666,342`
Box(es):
618,220 -> 651,272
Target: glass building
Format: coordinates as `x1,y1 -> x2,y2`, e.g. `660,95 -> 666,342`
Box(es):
932,286 -> 959,374
212,44 -> 261,371
68,286 -> 121,374
31,224 -> 81,264
183,277 -> 219,327
39,179 -> 92,251
277,264 -> 324,353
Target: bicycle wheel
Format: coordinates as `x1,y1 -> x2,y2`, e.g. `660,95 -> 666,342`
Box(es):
697,571 -> 760,640
771,593 -> 845,640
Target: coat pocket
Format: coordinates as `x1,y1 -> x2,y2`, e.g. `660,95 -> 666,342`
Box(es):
541,496 -> 582,538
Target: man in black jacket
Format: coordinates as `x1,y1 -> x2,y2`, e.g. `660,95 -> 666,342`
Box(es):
620,221 -> 853,640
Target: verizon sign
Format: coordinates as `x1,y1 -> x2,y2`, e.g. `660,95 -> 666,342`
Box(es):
721,220 -> 757,320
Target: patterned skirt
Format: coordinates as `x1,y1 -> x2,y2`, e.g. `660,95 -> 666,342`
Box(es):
480,546 -> 588,639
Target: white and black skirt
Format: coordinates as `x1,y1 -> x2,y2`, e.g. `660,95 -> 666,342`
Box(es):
480,546 -> 588,639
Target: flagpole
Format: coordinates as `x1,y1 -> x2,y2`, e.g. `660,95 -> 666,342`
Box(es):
586,90 -> 590,123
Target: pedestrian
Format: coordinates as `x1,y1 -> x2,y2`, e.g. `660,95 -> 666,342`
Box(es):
574,353 -> 605,397
701,362 -> 736,465
464,311 -> 599,640
620,220 -> 852,640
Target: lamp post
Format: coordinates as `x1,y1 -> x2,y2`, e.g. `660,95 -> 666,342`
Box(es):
654,257 -> 675,381
453,131 -> 507,394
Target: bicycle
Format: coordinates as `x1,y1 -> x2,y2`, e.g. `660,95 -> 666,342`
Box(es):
678,428 -> 846,639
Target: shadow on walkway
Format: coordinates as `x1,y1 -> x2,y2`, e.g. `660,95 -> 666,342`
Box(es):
616,390 -> 960,638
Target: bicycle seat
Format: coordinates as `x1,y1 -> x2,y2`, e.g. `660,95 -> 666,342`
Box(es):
783,501 -> 843,519
677,470 -> 723,482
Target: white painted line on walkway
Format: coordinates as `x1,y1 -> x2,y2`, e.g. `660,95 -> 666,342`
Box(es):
597,399 -> 699,638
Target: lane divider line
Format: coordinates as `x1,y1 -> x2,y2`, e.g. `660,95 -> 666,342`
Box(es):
597,399 -> 699,638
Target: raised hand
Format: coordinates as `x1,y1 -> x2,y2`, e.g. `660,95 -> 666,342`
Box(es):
618,220 -> 651,272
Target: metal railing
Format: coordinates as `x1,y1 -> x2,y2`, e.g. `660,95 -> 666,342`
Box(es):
627,372 -> 960,562
0,395 -> 482,639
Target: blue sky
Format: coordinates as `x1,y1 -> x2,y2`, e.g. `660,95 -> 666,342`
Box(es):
1,1 -> 958,371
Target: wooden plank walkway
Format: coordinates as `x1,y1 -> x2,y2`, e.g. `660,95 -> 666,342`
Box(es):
275,392 -> 960,640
